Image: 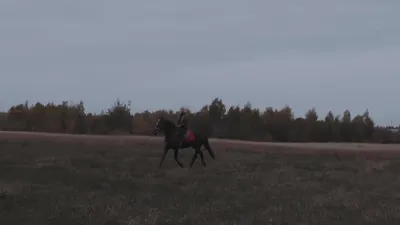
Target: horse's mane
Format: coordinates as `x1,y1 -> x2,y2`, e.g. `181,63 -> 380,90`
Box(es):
161,117 -> 176,128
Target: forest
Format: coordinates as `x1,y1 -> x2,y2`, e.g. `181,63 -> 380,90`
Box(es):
1,98 -> 399,143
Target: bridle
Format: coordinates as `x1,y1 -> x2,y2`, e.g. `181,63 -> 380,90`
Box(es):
154,119 -> 161,134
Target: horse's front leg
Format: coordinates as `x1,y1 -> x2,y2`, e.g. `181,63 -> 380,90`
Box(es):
159,145 -> 169,168
189,151 -> 198,168
173,148 -> 184,168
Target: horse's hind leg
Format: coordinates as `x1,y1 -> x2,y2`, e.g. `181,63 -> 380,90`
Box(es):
198,150 -> 206,167
189,152 -> 198,168
173,148 -> 184,168
159,146 -> 169,168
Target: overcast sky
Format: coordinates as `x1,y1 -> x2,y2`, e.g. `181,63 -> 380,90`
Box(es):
1,0 -> 399,125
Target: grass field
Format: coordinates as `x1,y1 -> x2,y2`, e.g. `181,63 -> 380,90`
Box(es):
1,132 -> 400,225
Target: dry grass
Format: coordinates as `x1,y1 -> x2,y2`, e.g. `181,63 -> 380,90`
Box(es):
1,132 -> 400,224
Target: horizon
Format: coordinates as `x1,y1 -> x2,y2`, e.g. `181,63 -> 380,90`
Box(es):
1,1 -> 399,126
2,98 -> 398,127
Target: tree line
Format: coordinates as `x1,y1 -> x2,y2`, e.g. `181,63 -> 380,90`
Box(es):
1,98 -> 399,143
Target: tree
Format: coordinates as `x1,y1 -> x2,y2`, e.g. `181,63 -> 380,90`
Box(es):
105,99 -> 133,133
208,98 -> 226,136
324,111 -> 335,141
351,114 -> 364,142
270,106 -> 293,141
341,110 -> 353,142
3,98 -> 391,143
363,109 -> 375,141
224,106 -> 242,139
305,107 -> 318,141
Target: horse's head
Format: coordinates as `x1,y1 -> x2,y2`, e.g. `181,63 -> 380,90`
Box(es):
153,116 -> 164,135
153,116 -> 176,135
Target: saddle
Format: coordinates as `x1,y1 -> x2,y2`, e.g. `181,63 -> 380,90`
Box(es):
177,125 -> 195,142
184,129 -> 195,142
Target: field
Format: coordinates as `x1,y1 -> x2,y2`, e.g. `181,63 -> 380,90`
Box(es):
1,132 -> 400,224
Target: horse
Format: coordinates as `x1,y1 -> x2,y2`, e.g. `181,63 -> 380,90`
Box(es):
153,116 -> 215,168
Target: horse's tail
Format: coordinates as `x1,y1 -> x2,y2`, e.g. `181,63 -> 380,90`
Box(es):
203,136 -> 215,160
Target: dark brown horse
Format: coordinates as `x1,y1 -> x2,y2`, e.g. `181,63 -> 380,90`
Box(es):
153,116 -> 215,168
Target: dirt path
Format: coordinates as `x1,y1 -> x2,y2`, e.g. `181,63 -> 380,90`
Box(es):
1,130 -> 400,156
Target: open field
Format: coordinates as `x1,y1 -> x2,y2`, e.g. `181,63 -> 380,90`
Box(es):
1,132 -> 400,224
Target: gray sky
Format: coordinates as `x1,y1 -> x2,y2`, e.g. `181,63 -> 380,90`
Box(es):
1,0 -> 399,125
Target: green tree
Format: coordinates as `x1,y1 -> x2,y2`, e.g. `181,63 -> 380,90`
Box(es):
304,107 -> 318,141
363,109 -> 375,141
224,105 -> 242,139
106,99 -> 133,133
208,98 -> 226,136
341,110 -> 353,142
